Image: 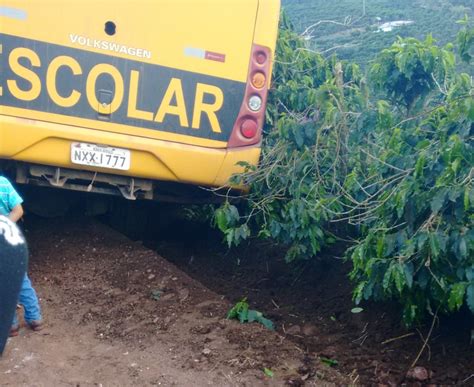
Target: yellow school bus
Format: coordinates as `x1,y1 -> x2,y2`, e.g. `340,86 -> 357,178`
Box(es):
0,0 -> 280,201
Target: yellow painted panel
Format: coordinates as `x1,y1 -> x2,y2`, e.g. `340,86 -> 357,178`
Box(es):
0,115 -> 261,185
254,0 -> 281,52
213,146 -> 261,187
1,0 -> 260,81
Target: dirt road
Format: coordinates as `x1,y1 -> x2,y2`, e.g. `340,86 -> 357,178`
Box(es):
0,217 -> 345,386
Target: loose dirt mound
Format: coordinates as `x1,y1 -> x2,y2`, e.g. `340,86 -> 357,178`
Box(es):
147,220 -> 474,386
0,217 -> 347,386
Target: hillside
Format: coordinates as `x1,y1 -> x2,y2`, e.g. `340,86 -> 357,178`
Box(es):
282,0 -> 473,71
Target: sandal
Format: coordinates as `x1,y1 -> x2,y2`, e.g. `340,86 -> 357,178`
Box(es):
9,325 -> 20,337
28,320 -> 43,331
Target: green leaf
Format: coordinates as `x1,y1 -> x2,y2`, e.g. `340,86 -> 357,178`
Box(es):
451,158 -> 461,174
383,265 -> 393,291
263,368 -> 274,378
465,187 -> 470,211
394,264 -> 406,294
416,139 -> 430,150
320,357 -> 338,367
431,189 -> 447,213
467,285 -> 474,314
238,308 -> 249,323
227,298 -> 248,320
236,160 -> 251,168
448,283 -> 467,311
417,233 -> 428,251
351,307 -> 364,314
466,97 -> 474,120
215,208 -> 228,233
225,229 -> 234,248
448,188 -> 462,202
415,153 -> 426,177
247,309 -> 275,330
227,307 -> 237,320
466,268 -> 474,282
403,262 -> 414,289
247,309 -> 259,323
257,315 -> 275,330
353,281 -> 367,304
376,236 -> 385,257
403,304 -> 418,326
429,233 -> 440,259
459,238 -> 467,258
227,205 -> 240,223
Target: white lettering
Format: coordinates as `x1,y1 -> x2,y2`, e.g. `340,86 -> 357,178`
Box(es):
68,34 -> 152,59
69,34 -> 79,43
109,42 -> 120,52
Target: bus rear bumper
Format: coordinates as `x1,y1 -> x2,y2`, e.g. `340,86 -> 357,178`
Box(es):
0,115 -> 261,192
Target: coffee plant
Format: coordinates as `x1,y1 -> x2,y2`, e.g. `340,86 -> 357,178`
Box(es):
216,14 -> 473,325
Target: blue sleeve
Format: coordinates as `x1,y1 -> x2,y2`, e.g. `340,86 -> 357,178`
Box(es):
6,181 -> 23,211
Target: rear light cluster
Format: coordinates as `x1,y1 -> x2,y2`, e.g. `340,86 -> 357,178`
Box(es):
227,44 -> 272,148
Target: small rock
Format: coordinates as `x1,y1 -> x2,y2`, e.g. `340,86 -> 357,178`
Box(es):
192,325 -> 212,334
89,306 -> 101,314
202,348 -> 212,356
406,366 -> 430,382
178,288 -> 190,302
285,325 -> 302,335
148,274 -> 156,280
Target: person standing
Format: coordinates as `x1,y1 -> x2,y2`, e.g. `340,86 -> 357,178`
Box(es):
0,176 -> 43,336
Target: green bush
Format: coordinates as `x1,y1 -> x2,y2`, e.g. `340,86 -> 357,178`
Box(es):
216,14 -> 474,325
350,61 -> 474,324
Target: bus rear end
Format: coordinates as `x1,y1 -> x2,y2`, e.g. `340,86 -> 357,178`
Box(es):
0,0 -> 280,201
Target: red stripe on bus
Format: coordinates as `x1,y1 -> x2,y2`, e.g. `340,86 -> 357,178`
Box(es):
205,51 -> 226,63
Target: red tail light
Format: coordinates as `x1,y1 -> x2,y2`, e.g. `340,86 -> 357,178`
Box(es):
240,118 -> 258,138
227,44 -> 272,148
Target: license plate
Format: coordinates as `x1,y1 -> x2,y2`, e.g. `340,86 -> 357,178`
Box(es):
71,142 -> 131,171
